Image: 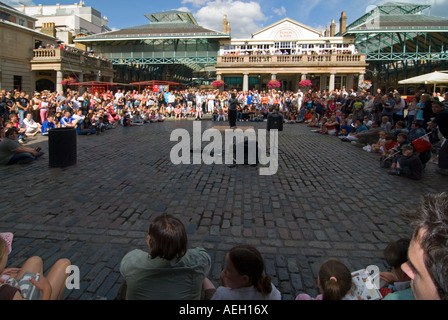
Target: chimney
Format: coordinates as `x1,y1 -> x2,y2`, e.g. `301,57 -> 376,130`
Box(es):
340,11 -> 347,34
330,19 -> 336,37
223,15 -> 231,35
41,22 -> 56,37
324,26 -> 330,37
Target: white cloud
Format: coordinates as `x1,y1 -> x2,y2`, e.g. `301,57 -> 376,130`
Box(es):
272,6 -> 286,17
191,0 -> 266,38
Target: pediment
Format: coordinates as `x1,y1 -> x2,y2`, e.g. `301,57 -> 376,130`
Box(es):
251,18 -> 322,40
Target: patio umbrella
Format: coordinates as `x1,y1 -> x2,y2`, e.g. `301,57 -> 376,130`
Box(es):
398,71 -> 448,92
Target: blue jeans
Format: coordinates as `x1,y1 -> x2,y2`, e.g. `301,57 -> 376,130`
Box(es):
18,109 -> 26,127
6,152 -> 36,165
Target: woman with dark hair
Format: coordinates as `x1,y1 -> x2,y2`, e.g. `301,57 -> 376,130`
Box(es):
210,245 -> 281,300
119,214 -> 212,300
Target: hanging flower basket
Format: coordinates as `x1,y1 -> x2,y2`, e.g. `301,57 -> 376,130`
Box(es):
61,77 -> 76,86
268,80 -> 281,89
358,80 -> 372,91
212,80 -> 225,88
299,80 -> 313,91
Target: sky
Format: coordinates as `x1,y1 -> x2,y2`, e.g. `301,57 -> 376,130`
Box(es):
5,0 -> 448,38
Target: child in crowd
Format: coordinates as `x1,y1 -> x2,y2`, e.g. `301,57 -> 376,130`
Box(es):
209,245 -> 281,300
296,258 -> 354,300
380,115 -> 392,133
337,119 -> 351,137
380,134 -> 399,156
0,233 -> 71,300
388,144 -> 423,180
379,238 -> 411,298
365,131 -> 387,153
41,114 -> 56,136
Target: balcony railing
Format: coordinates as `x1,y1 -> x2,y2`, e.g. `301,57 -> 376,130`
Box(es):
32,48 -> 113,69
217,54 -> 366,66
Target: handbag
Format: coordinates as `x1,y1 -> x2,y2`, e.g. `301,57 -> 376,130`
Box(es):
412,135 -> 432,153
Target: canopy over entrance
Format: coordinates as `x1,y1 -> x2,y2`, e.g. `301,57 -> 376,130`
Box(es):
398,71 -> 448,91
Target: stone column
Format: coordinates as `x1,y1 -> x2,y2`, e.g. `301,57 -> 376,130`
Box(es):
359,72 -> 365,83
347,74 -> 354,90
216,72 -> 222,81
329,73 -> 336,91
243,73 -> 249,92
56,71 -> 63,93
271,73 -> 277,80
301,73 -> 307,80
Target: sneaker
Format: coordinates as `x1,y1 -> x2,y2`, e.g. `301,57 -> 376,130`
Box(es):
18,139 -> 24,145
36,152 -> 45,158
388,170 -> 400,176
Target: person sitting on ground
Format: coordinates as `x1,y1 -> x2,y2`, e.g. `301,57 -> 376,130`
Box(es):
208,245 -> 281,300
7,114 -> 27,144
41,114 -> 56,136
316,117 -> 329,134
365,131 -> 387,153
174,105 -> 182,119
339,119 -> 368,142
392,121 -> 409,139
337,119 -> 351,137
296,258 -> 354,300
59,111 -> 76,128
22,112 -> 41,136
388,144 -> 423,180
379,115 -> 392,133
324,115 -> 339,135
217,108 -> 226,122
408,121 -> 426,142
131,111 -> 144,126
0,128 -> 44,165
379,238 -> 411,298
118,213 -> 212,300
0,232 -> 71,300
379,133 -> 399,156
307,112 -> 319,127
384,192 -> 448,300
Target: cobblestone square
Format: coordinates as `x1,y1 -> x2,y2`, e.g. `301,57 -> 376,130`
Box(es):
2,119 -> 447,300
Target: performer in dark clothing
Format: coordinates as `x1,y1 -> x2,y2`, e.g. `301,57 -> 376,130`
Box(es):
228,92 -> 238,129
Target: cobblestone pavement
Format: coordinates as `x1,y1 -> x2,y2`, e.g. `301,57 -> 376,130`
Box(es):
1,118 -> 447,300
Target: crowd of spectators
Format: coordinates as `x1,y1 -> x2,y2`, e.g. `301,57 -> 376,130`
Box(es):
1,84 -> 447,176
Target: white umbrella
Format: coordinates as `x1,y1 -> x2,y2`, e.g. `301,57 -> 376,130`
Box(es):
399,71 -> 448,92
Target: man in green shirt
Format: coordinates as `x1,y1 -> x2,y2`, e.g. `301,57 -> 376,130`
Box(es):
119,214 -> 212,300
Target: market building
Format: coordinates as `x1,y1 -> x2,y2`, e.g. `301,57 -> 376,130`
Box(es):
0,1 -> 114,93
215,13 -> 367,92
74,10 -> 231,86
0,1 -> 54,93
342,2 -> 448,94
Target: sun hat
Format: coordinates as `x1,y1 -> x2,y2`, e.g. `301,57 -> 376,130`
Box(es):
0,233 -> 13,254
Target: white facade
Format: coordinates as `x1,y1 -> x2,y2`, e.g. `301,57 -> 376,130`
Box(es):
14,1 -> 110,41
216,17 -> 365,92
220,18 -> 355,56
